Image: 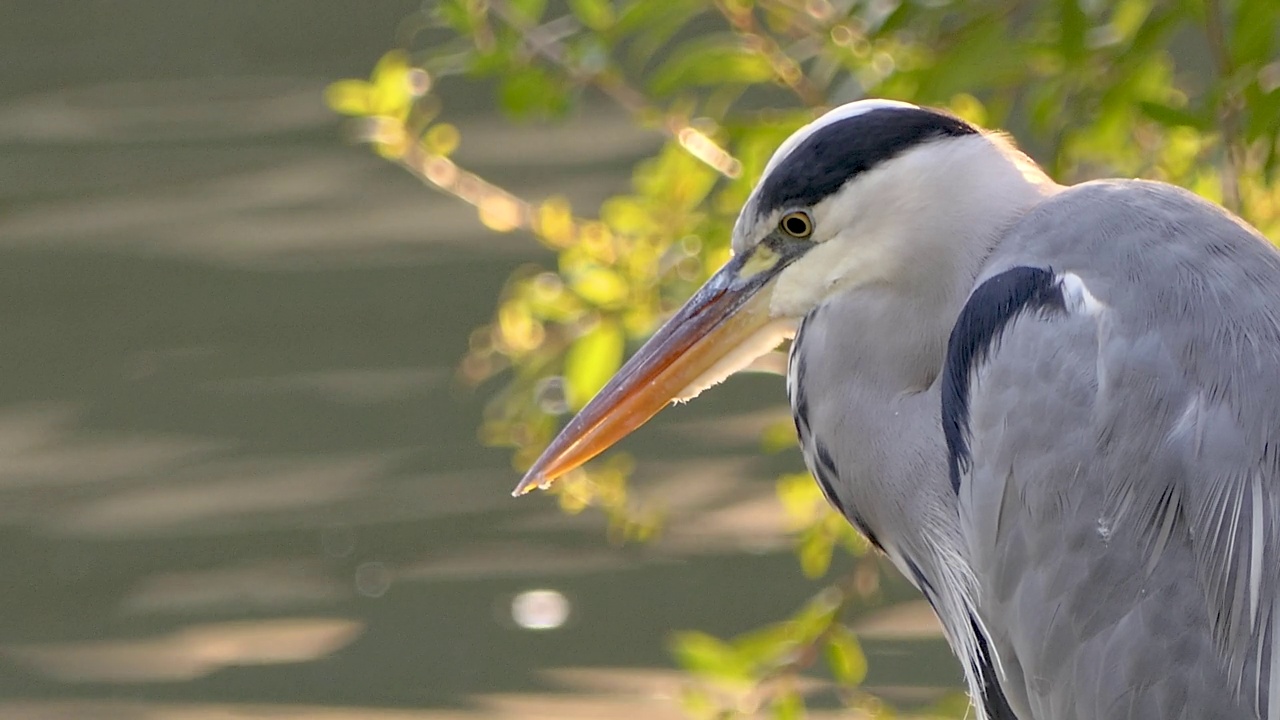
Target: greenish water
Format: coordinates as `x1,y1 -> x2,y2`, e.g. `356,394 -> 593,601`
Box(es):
0,3 -> 959,717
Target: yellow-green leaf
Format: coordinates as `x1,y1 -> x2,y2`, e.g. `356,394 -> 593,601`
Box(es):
564,319 -> 625,408
325,80 -> 373,116
771,690 -> 805,720
732,620 -> 798,667
799,531 -> 833,578
670,630 -> 752,682
825,625 -> 867,686
777,473 -> 821,524
571,267 -> 630,308
369,50 -> 414,118
648,37 -> 774,95
424,123 -> 460,156
570,0 -> 616,30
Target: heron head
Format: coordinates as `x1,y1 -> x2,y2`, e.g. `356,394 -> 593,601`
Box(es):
514,99 -> 1046,495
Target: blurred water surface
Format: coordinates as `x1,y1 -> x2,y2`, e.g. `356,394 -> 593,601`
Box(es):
0,3 -> 959,717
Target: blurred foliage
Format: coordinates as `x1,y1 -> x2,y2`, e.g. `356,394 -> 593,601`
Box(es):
330,0 -> 1280,715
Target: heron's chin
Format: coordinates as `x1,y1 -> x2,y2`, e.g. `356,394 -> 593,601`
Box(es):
675,317 -> 796,401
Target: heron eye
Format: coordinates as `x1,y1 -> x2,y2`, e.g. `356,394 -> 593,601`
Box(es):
780,211 -> 813,238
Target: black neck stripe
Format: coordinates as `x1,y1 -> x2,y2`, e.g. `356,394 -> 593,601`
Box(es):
754,106 -> 977,217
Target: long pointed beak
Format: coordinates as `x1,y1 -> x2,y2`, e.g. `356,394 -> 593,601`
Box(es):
513,242 -> 799,496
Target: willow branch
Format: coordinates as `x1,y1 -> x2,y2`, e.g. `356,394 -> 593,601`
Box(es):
1204,0 -> 1245,214
488,0 -> 741,178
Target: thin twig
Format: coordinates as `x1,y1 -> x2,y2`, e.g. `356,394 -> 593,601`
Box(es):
712,0 -> 828,107
488,0 -> 741,178
1203,0 -> 1245,213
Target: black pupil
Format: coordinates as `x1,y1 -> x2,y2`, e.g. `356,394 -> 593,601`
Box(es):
784,215 -> 808,235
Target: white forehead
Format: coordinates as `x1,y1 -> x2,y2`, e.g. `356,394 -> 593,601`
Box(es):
761,99 -> 920,176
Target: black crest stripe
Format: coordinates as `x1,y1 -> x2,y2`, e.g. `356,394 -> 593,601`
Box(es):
755,106 -> 977,216
942,266 -> 1065,494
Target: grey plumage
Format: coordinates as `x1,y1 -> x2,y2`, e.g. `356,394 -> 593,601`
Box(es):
790,175 -> 1280,719
960,181 -> 1280,719
517,99 -> 1280,720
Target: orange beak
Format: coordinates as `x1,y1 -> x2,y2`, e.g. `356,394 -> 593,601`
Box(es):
513,240 -> 801,496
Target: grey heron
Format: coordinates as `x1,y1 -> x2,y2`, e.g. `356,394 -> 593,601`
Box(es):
512,99 -> 1280,720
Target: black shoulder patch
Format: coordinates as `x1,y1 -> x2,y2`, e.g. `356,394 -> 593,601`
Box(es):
942,266 -> 1064,494
755,106 -> 977,216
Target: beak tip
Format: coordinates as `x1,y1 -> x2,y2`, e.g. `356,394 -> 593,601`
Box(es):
511,470 -> 546,497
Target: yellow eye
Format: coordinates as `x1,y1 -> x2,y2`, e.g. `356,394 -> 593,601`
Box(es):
780,210 -> 813,238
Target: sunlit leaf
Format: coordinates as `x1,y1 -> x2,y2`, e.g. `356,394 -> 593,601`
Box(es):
648,37 -> 774,95
798,527 -> 835,578
424,123 -> 461,155
670,630 -> 752,682
570,0 -> 616,31
507,0 -> 548,24
771,689 -> 806,720
1108,0 -> 1154,45
369,50 -> 414,118
732,621 -> 799,667
826,625 -> 868,686
792,590 -> 841,643
571,267 -> 630,307
777,473 -> 822,524
325,79 -> 373,116
678,686 -> 719,720
564,319 -> 625,408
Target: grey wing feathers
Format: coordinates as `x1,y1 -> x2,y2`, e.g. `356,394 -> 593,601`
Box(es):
955,180 -> 1280,719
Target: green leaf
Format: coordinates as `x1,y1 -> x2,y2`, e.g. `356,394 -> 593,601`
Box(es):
732,621 -> 799,667
648,37 -> 774,95
571,267 -> 630,308
1232,0 -> 1278,67
771,690 -> 805,720
618,0 -> 704,64
915,14 -> 1020,99
678,686 -> 719,720
433,0 -> 477,35
1137,100 -> 1209,130
798,526 -> 835,578
825,625 -> 868,686
564,319 -> 625,409
777,473 -> 821,523
499,66 -> 571,119
792,591 -> 840,643
1107,0 -> 1154,46
570,0 -> 616,31
507,0 -> 548,24
1058,0 -> 1088,62
325,80 -> 372,116
670,630 -> 752,682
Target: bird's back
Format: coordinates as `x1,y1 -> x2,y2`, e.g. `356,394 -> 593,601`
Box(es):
955,179 -> 1280,719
